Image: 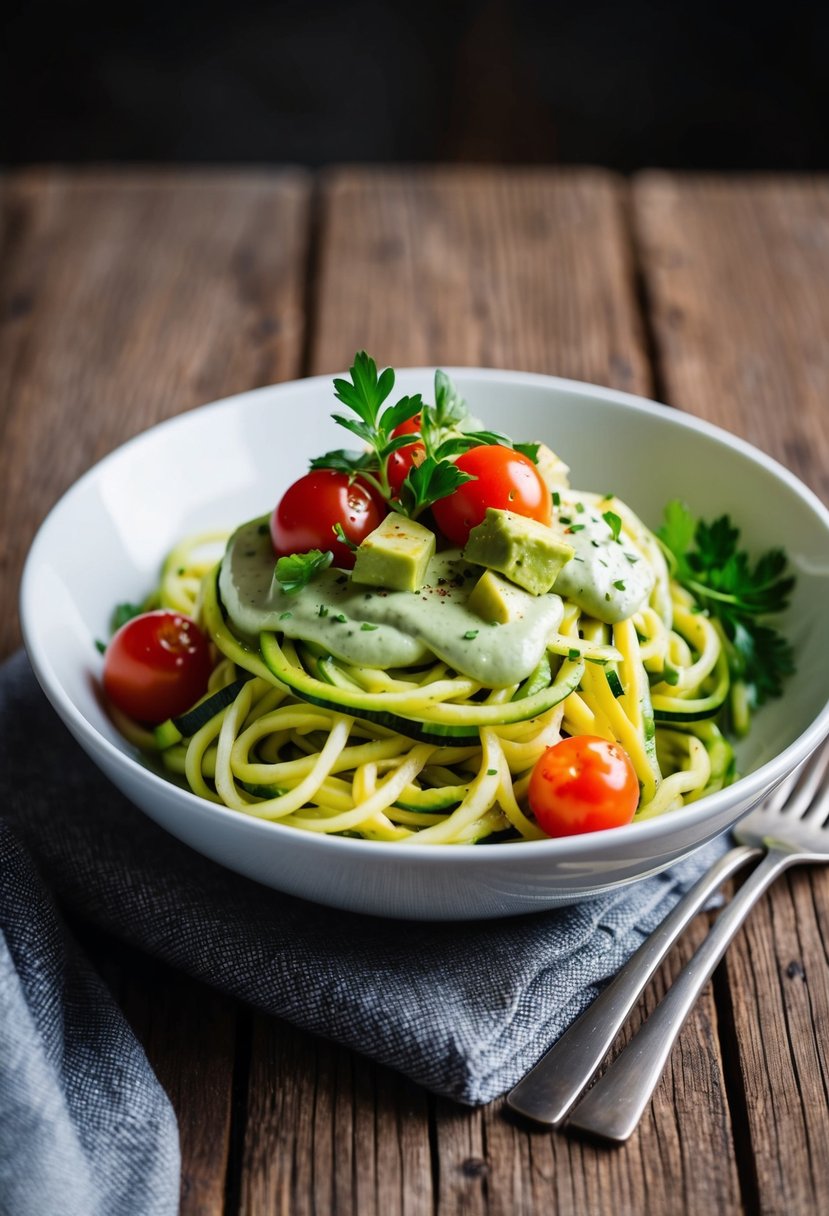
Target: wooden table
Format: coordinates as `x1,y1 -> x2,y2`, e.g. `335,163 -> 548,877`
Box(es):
2,167 -> 828,1215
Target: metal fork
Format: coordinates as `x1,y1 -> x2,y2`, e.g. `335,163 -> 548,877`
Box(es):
507,742 -> 829,1138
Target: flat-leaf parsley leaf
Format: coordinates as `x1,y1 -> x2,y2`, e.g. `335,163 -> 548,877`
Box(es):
657,500 -> 795,724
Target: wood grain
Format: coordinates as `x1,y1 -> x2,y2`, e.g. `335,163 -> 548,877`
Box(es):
310,166 -> 651,395
632,174 -> 829,502
0,167 -> 310,660
238,1022 -> 433,1215
634,172 -> 829,1215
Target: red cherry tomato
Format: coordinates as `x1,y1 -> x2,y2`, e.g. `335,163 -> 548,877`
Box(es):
103,611 -> 213,724
387,413 -> 427,496
387,440 -> 426,496
391,415 -> 422,438
270,470 -> 384,568
528,736 -> 639,837
431,445 -> 551,546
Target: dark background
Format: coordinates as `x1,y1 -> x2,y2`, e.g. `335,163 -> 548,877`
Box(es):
3,0 -> 828,169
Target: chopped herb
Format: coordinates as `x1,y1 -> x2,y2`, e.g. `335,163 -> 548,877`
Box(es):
590,539 -> 599,548
575,502 -> 585,513
279,610 -> 293,620
603,510 -> 623,542
318,604 -> 328,617
360,622 -> 378,631
625,552 -> 640,564
463,630 -> 479,640
488,620 -> 500,626
657,500 -> 796,717
333,613 -> 348,623
94,639 -> 106,655
567,647 -> 581,660
559,515 -> 572,525
552,491 -> 561,507
568,523 -> 585,532
662,663 -> 680,687
275,549 -> 333,594
486,768 -> 498,776
599,559 -> 608,567
513,441 -> 541,463
613,579 -> 626,591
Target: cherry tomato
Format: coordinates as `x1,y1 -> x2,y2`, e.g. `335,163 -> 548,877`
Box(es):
387,439 -> 426,496
103,611 -> 213,724
271,470 -> 384,568
391,414 -> 422,439
528,736 -> 639,836
432,445 -> 551,546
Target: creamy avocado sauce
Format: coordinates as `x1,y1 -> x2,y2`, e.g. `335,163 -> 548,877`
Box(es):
219,518 -> 564,687
551,495 -> 654,623
219,497 -> 654,685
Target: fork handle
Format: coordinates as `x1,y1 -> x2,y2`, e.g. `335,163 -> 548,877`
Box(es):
506,843 -> 761,1126
566,845 -> 793,1142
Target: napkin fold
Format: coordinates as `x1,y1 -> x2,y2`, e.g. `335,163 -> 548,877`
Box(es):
1,650 -> 725,1214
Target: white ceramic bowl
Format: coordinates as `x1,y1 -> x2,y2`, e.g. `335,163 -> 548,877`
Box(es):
20,370 -> 829,919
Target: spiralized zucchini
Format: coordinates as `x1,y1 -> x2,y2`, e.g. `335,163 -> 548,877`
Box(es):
113,516 -> 737,844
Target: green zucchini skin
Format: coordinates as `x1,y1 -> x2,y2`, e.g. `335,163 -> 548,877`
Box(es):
168,680 -> 251,734
258,630 -> 583,745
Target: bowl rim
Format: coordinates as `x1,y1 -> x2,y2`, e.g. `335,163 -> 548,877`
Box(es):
20,366 -> 829,866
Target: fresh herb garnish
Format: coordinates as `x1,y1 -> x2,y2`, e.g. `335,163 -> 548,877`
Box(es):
613,579 -> 626,591
275,550 -> 333,594
657,500 -> 795,719
463,629 -> 479,640
360,622 -> 378,631
513,441 -> 541,464
603,510 -> 622,542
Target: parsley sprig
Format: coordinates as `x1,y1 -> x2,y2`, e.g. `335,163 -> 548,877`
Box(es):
275,549 -> 333,594
310,352 -> 541,519
657,501 -> 795,725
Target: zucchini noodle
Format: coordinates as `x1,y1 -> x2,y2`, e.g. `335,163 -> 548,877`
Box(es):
111,512 -> 738,844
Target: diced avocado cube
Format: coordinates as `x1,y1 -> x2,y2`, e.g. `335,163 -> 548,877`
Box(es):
535,443 -> 571,491
467,569 -> 529,624
463,508 -> 574,595
352,512 -> 436,593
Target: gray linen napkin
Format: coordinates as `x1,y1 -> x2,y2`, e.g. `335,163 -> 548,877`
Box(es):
1,650 -> 726,1213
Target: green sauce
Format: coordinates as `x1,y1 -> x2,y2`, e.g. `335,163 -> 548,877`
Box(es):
219,501 -> 654,686
219,519 -> 563,687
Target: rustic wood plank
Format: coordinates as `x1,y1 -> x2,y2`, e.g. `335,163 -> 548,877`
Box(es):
634,173 -> 829,1215
239,1021 -> 433,1215
0,168 -> 312,1214
632,174 -> 829,502
289,169 -> 734,1216
310,166 -> 651,394
0,167 -> 310,660
434,921 -> 740,1216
